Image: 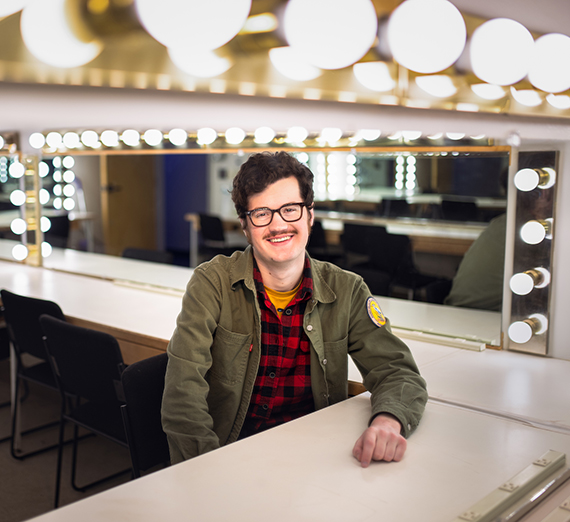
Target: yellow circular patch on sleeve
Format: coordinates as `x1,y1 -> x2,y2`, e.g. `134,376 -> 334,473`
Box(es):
367,297 -> 386,327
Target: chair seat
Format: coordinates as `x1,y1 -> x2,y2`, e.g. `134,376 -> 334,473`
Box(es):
68,402 -> 127,446
20,361 -> 58,388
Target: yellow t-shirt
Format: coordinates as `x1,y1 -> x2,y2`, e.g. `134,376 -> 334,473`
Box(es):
264,279 -> 302,318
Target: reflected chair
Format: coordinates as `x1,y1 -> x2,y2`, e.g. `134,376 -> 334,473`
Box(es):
39,315 -> 130,508
44,214 -> 70,248
199,213 -> 240,260
122,247 -> 174,265
306,220 -> 344,264
0,324 -> 10,411
120,352 -> 170,478
440,199 -> 479,222
0,289 -> 66,459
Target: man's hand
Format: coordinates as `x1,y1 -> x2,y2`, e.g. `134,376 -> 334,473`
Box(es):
352,413 -> 407,468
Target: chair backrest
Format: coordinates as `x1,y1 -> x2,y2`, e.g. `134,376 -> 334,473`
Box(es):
122,247 -> 174,265
341,223 -> 388,256
199,214 -> 226,244
44,214 -> 70,248
120,353 -> 170,477
307,220 -> 328,249
1,289 -> 65,361
369,233 -> 414,277
39,315 -> 125,405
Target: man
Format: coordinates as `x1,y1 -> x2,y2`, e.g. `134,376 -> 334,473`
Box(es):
162,151 -> 427,468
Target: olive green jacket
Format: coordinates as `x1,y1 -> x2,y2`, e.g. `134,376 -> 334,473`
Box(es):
161,246 -> 427,464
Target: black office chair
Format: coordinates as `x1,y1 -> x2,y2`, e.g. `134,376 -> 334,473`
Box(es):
121,353 -> 170,478
306,220 -> 344,264
39,315 -> 131,508
0,325 -> 10,410
0,289 -> 66,459
122,247 -> 174,265
44,214 -> 70,248
440,199 -> 479,222
198,213 -> 239,260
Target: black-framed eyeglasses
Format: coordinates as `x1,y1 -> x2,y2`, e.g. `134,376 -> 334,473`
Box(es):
245,202 -> 312,227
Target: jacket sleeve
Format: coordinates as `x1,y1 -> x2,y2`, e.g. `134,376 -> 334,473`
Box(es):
161,267 -> 222,464
347,279 -> 428,438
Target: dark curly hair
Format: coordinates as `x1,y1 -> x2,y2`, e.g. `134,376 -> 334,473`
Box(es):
231,151 -> 314,221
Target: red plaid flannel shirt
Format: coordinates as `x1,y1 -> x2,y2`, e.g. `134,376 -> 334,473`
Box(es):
240,257 -> 315,437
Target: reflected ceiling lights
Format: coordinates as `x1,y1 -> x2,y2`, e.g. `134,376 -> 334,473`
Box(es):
353,62 -> 395,92
415,75 -> 457,98
283,0 -> 378,70
384,0 -> 466,74
168,48 -> 233,78
269,47 -> 322,82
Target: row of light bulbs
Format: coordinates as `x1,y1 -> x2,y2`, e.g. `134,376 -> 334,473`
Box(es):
28,127 -> 488,153
507,166 -> 555,345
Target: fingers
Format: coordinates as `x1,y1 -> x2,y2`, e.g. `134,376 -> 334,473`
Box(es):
352,427 -> 407,467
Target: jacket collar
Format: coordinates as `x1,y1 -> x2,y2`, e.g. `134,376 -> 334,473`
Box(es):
230,246 -> 336,304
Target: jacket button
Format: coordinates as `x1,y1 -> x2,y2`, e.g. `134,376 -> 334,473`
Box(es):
306,324 -> 313,331
322,359 -> 327,365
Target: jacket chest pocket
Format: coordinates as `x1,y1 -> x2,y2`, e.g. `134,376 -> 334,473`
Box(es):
322,335 -> 349,382
209,325 -> 252,386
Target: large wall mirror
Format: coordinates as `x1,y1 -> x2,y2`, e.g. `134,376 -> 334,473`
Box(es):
1,140 -> 557,354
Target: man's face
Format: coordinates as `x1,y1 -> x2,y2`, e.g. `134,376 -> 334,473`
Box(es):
242,176 -> 313,270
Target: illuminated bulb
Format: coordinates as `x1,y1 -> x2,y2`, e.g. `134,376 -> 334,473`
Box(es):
20,0 -> 102,68
40,216 -> 51,233
63,198 -> 76,211
510,268 -> 550,296
415,75 -> 457,98
283,0 -> 378,70
39,162 -> 49,178
63,184 -> 75,197
12,244 -> 28,261
53,184 -> 62,196
510,87 -> 542,107
296,152 -> 309,164
10,218 -> 27,235
514,168 -> 555,191
446,132 -> 465,140
168,129 -> 187,146
388,132 -> 402,140
0,135 -> 4,149
347,154 -> 356,165
121,130 -> 140,147
407,156 -> 416,165
358,129 -> 381,141
269,47 -> 322,82
469,19 -> 534,86
286,126 -> 308,143
62,156 -> 75,169
29,132 -> 46,149
46,132 -> 63,149
143,129 -> 163,147
41,242 -> 53,258
470,84 -> 506,101
508,314 -> 547,344
63,170 -> 76,183
402,130 -> 422,141
320,128 -> 342,144
197,128 -> 217,145
10,189 -> 26,206
9,161 -> 25,179
101,130 -> 120,147
53,170 -> 62,182
385,0 -> 466,74
528,33 -> 570,93
427,133 -> 443,140
353,62 -> 395,92
225,127 -> 245,145
53,197 -> 62,210
135,0 -> 252,51
254,127 -> 275,144
520,220 -> 550,245
546,94 -> 570,110
39,188 -> 50,205
53,157 -> 62,168
63,132 -> 80,149
168,48 -> 232,78
242,12 -> 277,33
81,130 -> 99,148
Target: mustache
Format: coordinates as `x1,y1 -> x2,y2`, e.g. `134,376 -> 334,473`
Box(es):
263,229 -> 297,240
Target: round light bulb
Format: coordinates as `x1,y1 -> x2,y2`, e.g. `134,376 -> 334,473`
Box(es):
20,0 -> 102,68
168,48 -> 232,78
53,197 -> 62,210
520,220 -> 547,245
62,156 -> 75,169
197,128 -> 217,145
415,75 -> 457,98
63,132 -> 80,149
41,241 -> 53,258
135,0 -> 251,51
101,130 -> 120,147
41,216 -> 52,233
10,218 -> 27,235
63,170 -> 75,183
39,162 -> 49,178
39,188 -> 50,205
0,135 -> 4,149
225,127 -> 245,145
143,129 -> 163,147
12,243 -> 28,261
254,127 -> 276,144
510,87 -> 542,107
121,130 -> 140,147
385,0 -> 466,74
53,184 -> 62,196
514,168 -> 540,192
546,94 -> 570,110
268,47 -> 322,82
168,128 -> 187,146
52,157 -> 62,168
63,197 -> 76,211
508,321 -> 533,344
469,19 -> 534,86
284,0 -> 377,70
53,170 -> 62,183
29,132 -> 46,149
528,33 -> 570,93
81,130 -> 99,148
402,130 -> 422,141
63,184 -> 75,197
286,126 -> 308,143
359,129 -> 381,141
46,132 -> 63,149
509,272 -> 535,296
10,190 -> 26,206
471,84 -> 506,101
353,62 -> 395,92
320,127 -> 342,144
9,161 -> 25,179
